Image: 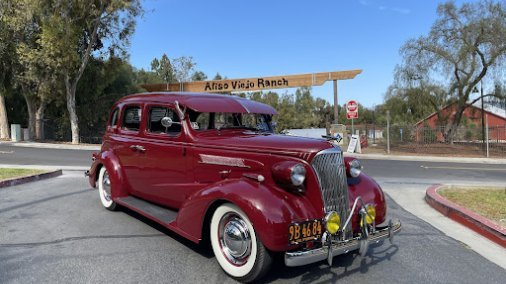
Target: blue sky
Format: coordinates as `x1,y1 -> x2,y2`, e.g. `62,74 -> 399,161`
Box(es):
129,0 -> 472,108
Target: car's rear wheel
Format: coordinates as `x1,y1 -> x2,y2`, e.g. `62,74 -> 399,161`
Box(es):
210,203 -> 272,283
98,166 -> 117,211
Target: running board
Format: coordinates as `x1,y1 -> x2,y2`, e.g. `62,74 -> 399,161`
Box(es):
116,196 -> 178,224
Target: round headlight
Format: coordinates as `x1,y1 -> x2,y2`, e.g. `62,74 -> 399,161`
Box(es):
325,211 -> 341,234
290,164 -> 306,186
349,159 -> 362,178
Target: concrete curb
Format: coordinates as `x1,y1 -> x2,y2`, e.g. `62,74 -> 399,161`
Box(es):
0,169 -> 63,188
425,184 -> 506,248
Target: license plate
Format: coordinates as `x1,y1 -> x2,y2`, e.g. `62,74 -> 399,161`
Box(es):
288,219 -> 323,245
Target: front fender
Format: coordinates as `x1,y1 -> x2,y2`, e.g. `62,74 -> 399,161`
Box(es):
347,173 -> 387,230
176,178 -> 323,252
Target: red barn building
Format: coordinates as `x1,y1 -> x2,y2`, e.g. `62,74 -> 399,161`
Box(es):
414,102 -> 506,142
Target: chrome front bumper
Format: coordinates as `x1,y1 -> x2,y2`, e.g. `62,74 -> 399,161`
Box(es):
285,219 -> 401,267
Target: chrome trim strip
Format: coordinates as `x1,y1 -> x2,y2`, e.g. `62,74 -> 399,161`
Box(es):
284,220 -> 401,267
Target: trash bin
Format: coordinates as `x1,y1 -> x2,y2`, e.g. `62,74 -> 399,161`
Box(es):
11,124 -> 21,142
22,128 -> 30,141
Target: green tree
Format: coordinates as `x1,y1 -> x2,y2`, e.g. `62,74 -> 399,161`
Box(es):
398,0 -> 506,143
294,87 -> 318,128
135,68 -> 160,86
276,93 -> 296,131
151,53 -> 175,83
213,73 -> 223,80
38,0 -> 143,144
0,2 -> 16,139
191,71 -> 207,81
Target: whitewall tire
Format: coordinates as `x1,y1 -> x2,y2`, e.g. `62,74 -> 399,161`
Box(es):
210,203 -> 272,283
98,167 -> 117,211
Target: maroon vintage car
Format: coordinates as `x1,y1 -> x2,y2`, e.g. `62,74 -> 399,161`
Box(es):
87,92 -> 400,282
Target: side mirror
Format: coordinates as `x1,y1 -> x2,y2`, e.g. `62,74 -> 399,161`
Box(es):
161,117 -> 174,128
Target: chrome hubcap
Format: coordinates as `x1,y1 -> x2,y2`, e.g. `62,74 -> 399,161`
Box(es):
102,171 -> 112,201
219,213 -> 251,265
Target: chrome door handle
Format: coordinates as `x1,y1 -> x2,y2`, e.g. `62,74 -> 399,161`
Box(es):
129,145 -> 146,152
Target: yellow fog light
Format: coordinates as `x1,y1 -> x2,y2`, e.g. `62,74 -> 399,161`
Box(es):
361,204 -> 376,226
325,211 -> 341,234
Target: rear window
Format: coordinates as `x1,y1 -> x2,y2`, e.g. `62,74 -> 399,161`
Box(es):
122,106 -> 141,131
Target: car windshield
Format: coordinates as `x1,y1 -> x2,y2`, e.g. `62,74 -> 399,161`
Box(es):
189,111 -> 273,133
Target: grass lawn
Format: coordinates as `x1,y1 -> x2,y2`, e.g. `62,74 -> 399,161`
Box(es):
439,187 -> 506,228
0,168 -> 47,181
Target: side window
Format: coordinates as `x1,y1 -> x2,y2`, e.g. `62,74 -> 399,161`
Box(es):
148,106 -> 181,135
122,106 -> 141,131
194,112 -> 210,130
109,108 -> 119,128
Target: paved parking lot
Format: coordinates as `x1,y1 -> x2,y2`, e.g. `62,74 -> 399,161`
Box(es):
1,172 -> 505,283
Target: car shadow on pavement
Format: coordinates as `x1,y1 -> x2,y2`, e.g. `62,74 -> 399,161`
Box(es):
261,241 -> 400,283
119,206 -> 215,259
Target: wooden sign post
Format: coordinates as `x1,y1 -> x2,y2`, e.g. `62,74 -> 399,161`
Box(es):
141,70 -> 362,94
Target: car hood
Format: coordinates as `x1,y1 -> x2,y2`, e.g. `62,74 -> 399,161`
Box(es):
192,131 -> 334,159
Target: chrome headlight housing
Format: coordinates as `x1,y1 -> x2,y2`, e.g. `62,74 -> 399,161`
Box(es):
290,164 -> 306,186
272,161 -> 307,193
349,159 -> 362,178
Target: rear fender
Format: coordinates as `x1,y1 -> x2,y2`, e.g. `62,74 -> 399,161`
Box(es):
176,178 -> 323,252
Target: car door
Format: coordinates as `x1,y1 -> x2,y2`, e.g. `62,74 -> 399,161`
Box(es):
113,104 -> 145,196
131,104 -> 190,209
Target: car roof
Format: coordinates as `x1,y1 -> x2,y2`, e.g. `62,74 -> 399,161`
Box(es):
118,92 -> 278,115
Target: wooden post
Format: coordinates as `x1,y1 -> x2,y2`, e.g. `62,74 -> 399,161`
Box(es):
333,80 -> 338,124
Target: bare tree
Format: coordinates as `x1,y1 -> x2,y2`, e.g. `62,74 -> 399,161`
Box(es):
398,0 -> 506,143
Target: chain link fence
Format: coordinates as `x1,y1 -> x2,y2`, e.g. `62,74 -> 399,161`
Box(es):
352,124 -> 506,157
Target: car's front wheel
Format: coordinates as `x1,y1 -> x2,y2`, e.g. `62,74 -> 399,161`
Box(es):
98,166 -> 117,211
210,203 -> 272,283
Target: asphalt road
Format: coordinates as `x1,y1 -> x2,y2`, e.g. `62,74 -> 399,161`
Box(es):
1,143 -> 505,185
1,172 -> 505,283
361,159 -> 506,185
0,144 -> 94,167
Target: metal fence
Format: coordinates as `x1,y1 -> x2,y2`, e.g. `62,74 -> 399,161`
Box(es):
351,124 -> 506,157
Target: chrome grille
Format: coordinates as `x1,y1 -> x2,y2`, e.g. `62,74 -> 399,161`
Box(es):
311,147 -> 350,234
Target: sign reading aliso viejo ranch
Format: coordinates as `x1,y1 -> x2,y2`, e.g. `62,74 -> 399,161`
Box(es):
204,78 -> 289,91
141,70 -> 362,93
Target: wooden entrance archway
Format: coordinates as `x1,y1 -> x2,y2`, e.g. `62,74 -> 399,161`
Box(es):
141,69 -> 362,123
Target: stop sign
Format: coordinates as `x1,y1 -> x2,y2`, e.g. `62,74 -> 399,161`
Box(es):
346,100 -> 358,119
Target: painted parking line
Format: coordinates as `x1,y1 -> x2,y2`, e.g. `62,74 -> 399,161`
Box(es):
420,165 -> 506,172
0,150 -> 14,154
